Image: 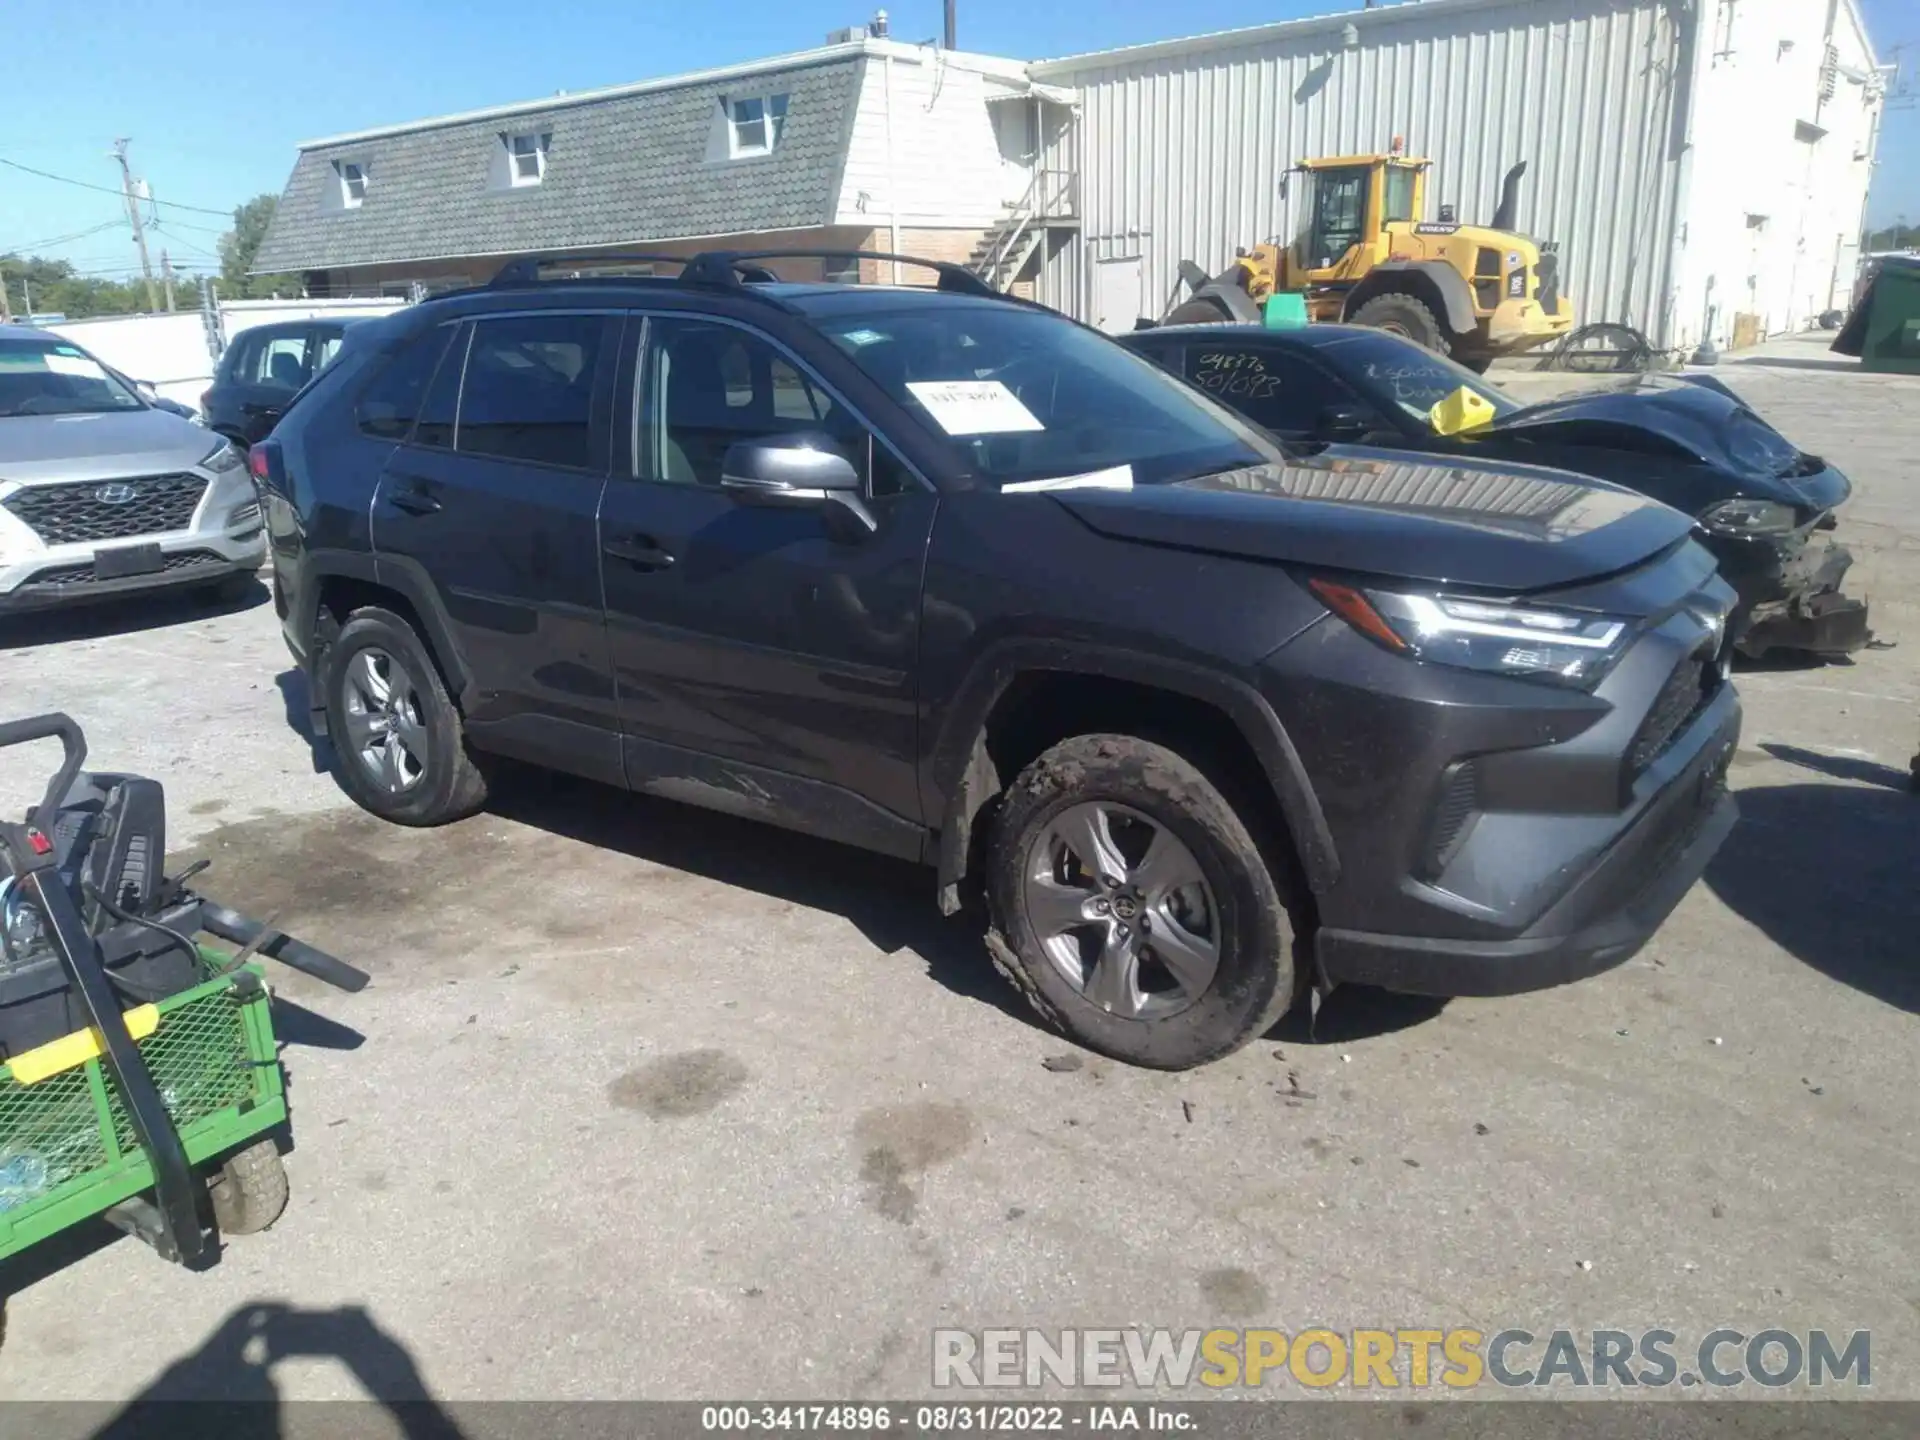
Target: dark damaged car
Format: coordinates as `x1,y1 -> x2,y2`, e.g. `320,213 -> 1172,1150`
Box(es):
263,255 -> 1741,1069
1121,323 -> 1870,659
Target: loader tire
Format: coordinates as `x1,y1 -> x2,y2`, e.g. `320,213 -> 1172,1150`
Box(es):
1350,293 -> 1449,355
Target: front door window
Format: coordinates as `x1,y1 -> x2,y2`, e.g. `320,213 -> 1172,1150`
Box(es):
1304,166 -> 1370,270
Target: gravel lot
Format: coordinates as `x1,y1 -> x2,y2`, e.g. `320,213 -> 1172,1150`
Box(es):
0,332 -> 1914,1411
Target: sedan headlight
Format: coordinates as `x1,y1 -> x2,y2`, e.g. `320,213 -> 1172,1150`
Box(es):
1698,498 -> 1798,536
1311,579 -> 1631,689
199,440 -> 245,474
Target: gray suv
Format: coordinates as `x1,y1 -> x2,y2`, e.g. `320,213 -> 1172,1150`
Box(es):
0,325 -> 265,614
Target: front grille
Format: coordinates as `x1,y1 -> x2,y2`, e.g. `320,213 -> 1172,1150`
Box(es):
21,549 -> 225,589
1628,646 -> 1719,773
4,473 -> 207,545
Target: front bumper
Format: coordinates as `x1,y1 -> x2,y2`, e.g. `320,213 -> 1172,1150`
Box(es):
1317,692 -> 1740,994
1727,532 -> 1870,657
0,476 -> 265,615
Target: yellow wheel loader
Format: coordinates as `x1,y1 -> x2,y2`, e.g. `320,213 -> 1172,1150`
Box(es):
1166,152 -> 1575,370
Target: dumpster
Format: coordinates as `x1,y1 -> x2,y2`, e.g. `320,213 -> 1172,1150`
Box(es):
1832,255 -> 1920,376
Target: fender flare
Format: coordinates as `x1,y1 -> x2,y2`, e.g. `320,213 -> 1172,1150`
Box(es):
928,640 -> 1339,911
1344,262 -> 1478,338
301,552 -> 474,734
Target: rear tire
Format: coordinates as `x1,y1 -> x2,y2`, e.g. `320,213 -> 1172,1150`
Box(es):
1349,293 -> 1449,355
985,734 -> 1300,1071
208,1140 -> 288,1236
324,606 -> 488,826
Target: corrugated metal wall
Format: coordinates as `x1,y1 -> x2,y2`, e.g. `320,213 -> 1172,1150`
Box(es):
1035,0 -> 1689,341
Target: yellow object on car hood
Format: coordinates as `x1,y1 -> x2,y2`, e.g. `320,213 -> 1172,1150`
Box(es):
1429,385 -> 1500,436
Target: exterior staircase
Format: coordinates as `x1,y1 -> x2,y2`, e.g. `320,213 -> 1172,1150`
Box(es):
966,170 -> 1078,292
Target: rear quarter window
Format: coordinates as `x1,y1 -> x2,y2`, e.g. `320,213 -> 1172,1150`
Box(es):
356,325 -> 457,440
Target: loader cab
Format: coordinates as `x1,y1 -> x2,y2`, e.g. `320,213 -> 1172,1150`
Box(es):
1292,156 -> 1430,279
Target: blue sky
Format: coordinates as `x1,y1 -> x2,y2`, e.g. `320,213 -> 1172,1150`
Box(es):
2,0 -> 1914,281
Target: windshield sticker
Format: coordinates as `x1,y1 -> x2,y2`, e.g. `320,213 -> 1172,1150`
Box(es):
906,380 -> 1044,436
840,328 -> 887,347
1193,351 -> 1282,399
1003,465 -> 1134,494
41,352 -> 109,380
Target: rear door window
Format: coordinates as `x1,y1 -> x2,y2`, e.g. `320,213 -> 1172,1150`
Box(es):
456,314 -> 609,470
249,332 -> 312,393
356,325 -> 455,439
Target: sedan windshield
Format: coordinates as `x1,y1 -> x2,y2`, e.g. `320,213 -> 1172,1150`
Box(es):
1317,331 -> 1524,424
0,337 -> 145,418
813,301 -> 1284,488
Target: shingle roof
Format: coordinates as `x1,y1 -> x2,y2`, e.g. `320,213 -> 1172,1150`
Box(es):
252,54 -> 861,274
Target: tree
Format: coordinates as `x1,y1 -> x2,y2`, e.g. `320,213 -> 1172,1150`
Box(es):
1867,221 -> 1918,251
218,193 -> 302,299
1,253 -> 204,320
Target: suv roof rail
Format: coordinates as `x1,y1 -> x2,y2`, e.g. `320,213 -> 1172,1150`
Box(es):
682,249 -> 1001,298
488,253 -> 695,287
484,248 -> 1004,299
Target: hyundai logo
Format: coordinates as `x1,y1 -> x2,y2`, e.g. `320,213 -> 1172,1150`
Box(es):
94,483 -> 139,505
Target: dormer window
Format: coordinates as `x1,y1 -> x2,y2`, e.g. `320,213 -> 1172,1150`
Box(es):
728,94 -> 788,157
508,132 -> 548,186
337,160 -> 368,208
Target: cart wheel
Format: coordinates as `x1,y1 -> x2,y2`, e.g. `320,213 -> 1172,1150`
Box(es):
208,1140 -> 289,1236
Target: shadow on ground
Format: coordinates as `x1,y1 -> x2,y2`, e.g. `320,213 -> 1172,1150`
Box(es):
1707,774 -> 1920,1014
1718,355 -> 1857,373
481,763 -> 1039,1030
0,577 -> 267,651
1763,741 -> 1915,791
273,668 -> 334,774
85,1302 -> 463,1437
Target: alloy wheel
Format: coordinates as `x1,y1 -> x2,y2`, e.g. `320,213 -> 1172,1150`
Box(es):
341,647 -> 429,794
1021,801 -> 1221,1019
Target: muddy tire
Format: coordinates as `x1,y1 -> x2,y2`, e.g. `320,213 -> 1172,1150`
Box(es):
1349,292 -> 1449,354
208,1140 -> 289,1237
985,734 -> 1300,1070
324,607 -> 488,827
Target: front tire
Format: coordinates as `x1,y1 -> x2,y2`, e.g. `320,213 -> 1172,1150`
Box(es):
985,735 -> 1299,1070
208,1140 -> 288,1236
1349,292 -> 1449,354
324,606 -> 488,826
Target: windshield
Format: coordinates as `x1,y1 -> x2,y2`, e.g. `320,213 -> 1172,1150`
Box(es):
1319,331 -> 1525,425
812,302 -> 1282,488
0,336 -> 145,418
1313,336 -> 1520,426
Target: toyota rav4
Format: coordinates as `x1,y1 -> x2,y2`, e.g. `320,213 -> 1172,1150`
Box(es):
259,252 -> 1741,1070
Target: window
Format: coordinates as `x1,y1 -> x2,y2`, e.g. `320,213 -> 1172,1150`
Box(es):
414,325 -> 469,448
1316,330 -> 1522,424
1182,344 -> 1355,437
357,326 -> 455,439
1303,165 -> 1368,267
508,132 -> 547,186
1383,165 -> 1419,225
247,333 -> 312,393
809,301 -> 1281,490
315,331 -> 348,372
822,256 -> 861,285
0,336 -> 143,418
640,319 -> 875,490
456,314 -> 606,469
728,93 -> 789,157
336,160 -> 368,208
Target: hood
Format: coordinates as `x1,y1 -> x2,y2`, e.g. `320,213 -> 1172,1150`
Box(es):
0,407 -> 216,483
1051,449 -> 1696,592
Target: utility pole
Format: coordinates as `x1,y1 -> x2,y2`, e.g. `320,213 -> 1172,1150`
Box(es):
944,0 -> 956,49
112,138 -> 160,312
0,271 -> 11,323
160,250 -> 177,312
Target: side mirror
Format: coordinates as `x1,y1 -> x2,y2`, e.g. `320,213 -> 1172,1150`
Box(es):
1319,404 -> 1376,441
719,435 -> 875,534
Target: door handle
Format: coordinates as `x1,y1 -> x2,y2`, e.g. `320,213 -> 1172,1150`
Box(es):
388,486 -> 442,516
602,535 -> 676,571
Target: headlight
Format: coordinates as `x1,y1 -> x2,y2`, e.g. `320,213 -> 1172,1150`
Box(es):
1699,498 -> 1798,536
200,440 -> 245,474
1311,579 -> 1632,689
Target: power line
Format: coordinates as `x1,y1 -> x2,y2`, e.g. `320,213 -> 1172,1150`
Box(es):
150,223 -> 222,262
0,153 -> 234,217
0,218 -> 123,251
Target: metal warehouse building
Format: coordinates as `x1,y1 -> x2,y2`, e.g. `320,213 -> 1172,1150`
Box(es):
1029,0 -> 1886,353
